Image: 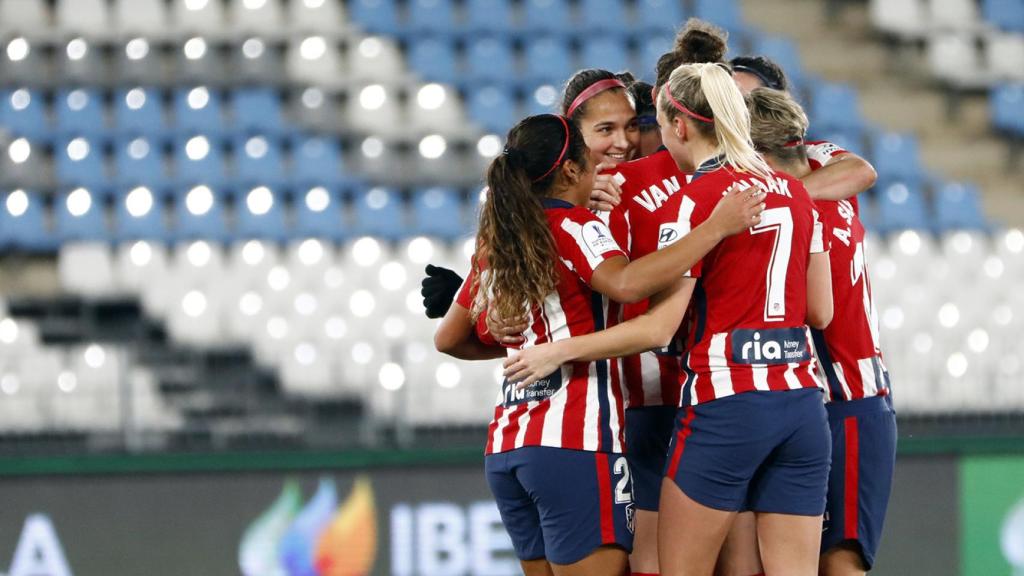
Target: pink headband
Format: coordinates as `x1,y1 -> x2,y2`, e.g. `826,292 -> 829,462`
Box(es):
533,114 -> 571,182
567,78 -> 627,117
662,84 -> 714,124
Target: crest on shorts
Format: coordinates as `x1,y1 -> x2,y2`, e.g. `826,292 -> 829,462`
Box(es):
625,503 -> 635,535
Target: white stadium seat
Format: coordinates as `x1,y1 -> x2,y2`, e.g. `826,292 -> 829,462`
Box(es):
347,35 -> 406,83
987,33 -> 1024,82
229,0 -> 285,34
55,0 -> 110,35
927,0 -> 981,32
286,35 -> 344,86
114,0 -> 168,34
166,287 -> 227,347
280,340 -> 336,399
288,0 -> 347,32
58,243 -> 117,299
870,0 -> 927,39
171,0 -> 227,34
0,0 -> 50,33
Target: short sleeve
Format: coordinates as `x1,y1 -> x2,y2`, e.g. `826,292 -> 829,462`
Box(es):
556,211 -> 627,284
805,140 -> 848,171
810,208 -> 828,254
455,268 -> 476,309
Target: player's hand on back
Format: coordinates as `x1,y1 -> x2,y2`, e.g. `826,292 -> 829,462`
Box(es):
587,162 -> 624,212
504,342 -> 568,389
421,264 -> 463,319
486,307 -> 529,345
707,183 -> 766,237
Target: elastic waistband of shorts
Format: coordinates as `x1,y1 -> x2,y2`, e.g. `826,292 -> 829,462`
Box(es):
826,394 -> 893,419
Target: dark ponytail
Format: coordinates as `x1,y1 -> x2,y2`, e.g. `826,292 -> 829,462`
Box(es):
472,115 -> 587,321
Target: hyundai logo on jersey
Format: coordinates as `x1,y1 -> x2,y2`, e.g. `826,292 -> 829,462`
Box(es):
731,328 -> 811,364
659,227 -> 679,245
502,369 -> 562,408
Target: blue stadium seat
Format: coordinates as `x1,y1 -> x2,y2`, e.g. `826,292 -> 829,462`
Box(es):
854,193 -> 878,232
233,134 -> 286,189
232,88 -> 285,135
637,0 -> 686,34
348,0 -> 400,35
523,36 -> 575,85
808,131 -> 864,157
983,0 -> 1024,33
751,34 -> 805,87
637,35 -> 673,83
809,83 -> 865,134
523,0 -> 572,35
694,0 -> 745,34
292,186 -> 347,241
407,38 -> 459,85
408,0 -> 456,35
0,190 -> 56,251
234,186 -> 288,241
351,187 -> 405,240
524,83 -> 562,116
114,136 -> 168,188
991,83 -> 1024,135
114,87 -> 167,137
172,135 -> 227,187
290,135 -> 345,188
874,181 -> 929,232
465,0 -> 516,35
55,187 -> 108,241
55,88 -> 106,138
113,186 -> 170,242
468,86 -> 518,133
580,0 -> 630,35
934,182 -> 988,231
580,37 -> 631,73
871,132 -> 924,184
465,38 -> 517,86
55,136 -> 108,188
173,87 -> 226,137
0,88 -> 51,141
412,187 -> 466,240
173,186 -> 230,242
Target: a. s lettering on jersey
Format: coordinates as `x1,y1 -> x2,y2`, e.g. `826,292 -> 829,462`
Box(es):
730,328 -> 811,365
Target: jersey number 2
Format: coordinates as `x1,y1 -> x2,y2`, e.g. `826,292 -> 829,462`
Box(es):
749,207 -> 793,322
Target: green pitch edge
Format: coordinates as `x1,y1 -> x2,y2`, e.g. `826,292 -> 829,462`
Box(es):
0,437 -> 1021,476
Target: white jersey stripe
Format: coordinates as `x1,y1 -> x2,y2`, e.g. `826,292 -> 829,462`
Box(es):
583,363 -> 600,451
540,364 -> 569,446
514,404 -> 532,449
752,363 -> 770,391
708,333 -> 733,399
640,351 -> 664,404
491,406 -> 512,453
834,362 -> 853,399
858,357 -> 879,397
783,362 -> 802,390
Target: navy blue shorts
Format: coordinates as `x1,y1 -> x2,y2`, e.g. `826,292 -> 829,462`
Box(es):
625,405 -> 677,511
664,389 -> 831,516
821,395 -> 897,570
484,446 -> 634,565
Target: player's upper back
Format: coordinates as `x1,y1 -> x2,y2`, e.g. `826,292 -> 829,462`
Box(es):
674,162 -> 824,332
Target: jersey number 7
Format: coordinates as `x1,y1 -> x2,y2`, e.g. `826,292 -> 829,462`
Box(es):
749,207 -> 794,323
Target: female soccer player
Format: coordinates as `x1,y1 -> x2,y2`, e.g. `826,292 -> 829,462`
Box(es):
747,88 -> 896,576
433,113 -> 762,576
502,63 -> 834,576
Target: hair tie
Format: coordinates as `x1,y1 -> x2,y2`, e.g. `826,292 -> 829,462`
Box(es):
531,115 -> 570,183
567,78 -> 627,117
731,64 -> 783,91
662,84 -> 714,124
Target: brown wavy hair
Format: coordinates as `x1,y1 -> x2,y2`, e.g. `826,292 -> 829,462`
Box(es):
472,114 -> 589,322
654,17 -> 729,89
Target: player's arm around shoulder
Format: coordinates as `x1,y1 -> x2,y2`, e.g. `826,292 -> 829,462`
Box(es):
802,142 -> 878,202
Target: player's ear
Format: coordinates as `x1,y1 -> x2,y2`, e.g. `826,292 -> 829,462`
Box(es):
674,116 -> 687,141
561,158 -> 585,184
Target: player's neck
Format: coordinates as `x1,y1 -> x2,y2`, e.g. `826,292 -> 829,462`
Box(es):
689,139 -> 720,172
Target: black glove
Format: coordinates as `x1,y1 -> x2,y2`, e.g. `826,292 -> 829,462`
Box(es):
421,264 -> 464,319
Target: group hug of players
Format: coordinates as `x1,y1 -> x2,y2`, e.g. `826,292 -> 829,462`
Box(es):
426,18 -> 896,576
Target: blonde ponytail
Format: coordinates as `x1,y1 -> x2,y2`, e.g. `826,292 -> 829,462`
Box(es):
660,63 -> 774,182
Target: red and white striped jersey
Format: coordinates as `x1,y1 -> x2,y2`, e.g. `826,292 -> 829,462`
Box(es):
603,149 -> 690,409
807,143 -> 891,402
658,160 -> 827,406
469,199 -> 629,455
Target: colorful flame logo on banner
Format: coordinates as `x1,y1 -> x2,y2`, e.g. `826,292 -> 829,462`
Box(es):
239,477 -> 377,576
